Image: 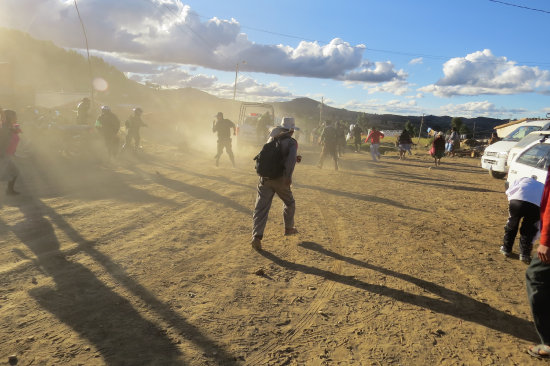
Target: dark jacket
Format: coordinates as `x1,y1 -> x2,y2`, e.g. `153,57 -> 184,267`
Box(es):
96,112 -> 121,136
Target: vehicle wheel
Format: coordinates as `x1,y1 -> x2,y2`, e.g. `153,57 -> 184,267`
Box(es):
489,170 -> 506,179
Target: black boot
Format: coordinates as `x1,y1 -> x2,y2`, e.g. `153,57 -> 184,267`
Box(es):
6,178 -> 19,196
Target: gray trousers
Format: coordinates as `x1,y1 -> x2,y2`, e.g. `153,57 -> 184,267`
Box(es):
252,176 -> 295,239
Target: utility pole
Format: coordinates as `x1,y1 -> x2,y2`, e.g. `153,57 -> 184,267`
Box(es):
473,120 -> 476,139
233,61 -> 246,101
74,0 -> 94,107
417,113 -> 424,145
319,97 -> 324,125
233,63 -> 239,101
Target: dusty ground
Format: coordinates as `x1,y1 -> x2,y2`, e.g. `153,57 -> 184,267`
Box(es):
0,140 -> 541,365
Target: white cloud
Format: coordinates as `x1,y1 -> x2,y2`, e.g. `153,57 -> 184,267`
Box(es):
419,49 -> 550,97
0,0 -> 404,83
341,99 -> 421,115
206,76 -> 294,102
365,79 -> 410,96
439,101 -> 527,117
409,57 -> 423,65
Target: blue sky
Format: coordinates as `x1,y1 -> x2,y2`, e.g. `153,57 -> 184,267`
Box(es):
1,0 -> 549,118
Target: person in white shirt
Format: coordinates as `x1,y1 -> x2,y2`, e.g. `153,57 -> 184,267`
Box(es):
501,176 -> 545,263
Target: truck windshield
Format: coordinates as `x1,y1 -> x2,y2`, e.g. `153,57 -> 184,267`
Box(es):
503,126 -> 542,142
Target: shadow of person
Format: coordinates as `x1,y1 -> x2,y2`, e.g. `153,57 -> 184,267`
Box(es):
6,197 -> 237,365
259,242 -> 537,343
294,183 -> 426,212
153,172 -> 252,215
5,198 -> 184,365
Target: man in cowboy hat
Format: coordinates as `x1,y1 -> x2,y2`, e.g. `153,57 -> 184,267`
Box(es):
251,117 -> 301,251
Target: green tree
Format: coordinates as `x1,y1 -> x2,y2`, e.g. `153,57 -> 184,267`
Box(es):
356,113 -> 369,129
451,117 -> 464,131
404,120 -> 417,136
459,124 -> 470,136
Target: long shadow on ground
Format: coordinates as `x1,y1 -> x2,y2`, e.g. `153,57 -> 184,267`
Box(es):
295,183 -> 426,212
153,172 -> 252,215
4,197 -> 237,365
363,170 -> 500,193
258,242 -> 537,343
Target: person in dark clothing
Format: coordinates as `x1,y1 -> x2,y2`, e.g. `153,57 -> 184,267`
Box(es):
317,121 -> 339,171
76,97 -> 91,125
95,106 -> 121,158
0,109 -> 21,195
398,129 -> 413,160
122,107 -> 147,152
431,132 -> 445,167
501,176 -> 543,263
351,124 -> 363,152
256,111 -> 273,145
489,132 -> 500,145
212,112 -> 236,167
336,122 -> 347,157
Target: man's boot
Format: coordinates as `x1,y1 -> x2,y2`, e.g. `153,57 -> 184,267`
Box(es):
6,178 -> 19,196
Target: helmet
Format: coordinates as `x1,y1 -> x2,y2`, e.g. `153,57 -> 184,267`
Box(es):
101,105 -> 110,112
133,107 -> 143,114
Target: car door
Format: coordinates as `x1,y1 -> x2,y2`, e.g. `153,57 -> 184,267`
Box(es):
509,142 -> 550,184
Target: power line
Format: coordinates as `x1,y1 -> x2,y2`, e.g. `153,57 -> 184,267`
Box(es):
194,11 -> 550,67
142,1 -> 550,71
488,0 -> 550,14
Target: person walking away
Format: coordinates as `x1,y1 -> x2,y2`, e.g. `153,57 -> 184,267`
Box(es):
0,110 -> 21,195
365,126 -> 384,161
122,107 -> 147,153
446,127 -> 460,157
398,129 -> 413,160
336,122 -> 347,157
431,132 -> 445,167
526,171 -> 550,359
489,132 -> 500,145
256,111 -> 273,145
500,176 -> 544,263
317,121 -> 339,170
76,97 -> 91,125
251,117 -> 300,251
351,124 -> 363,152
95,106 -> 121,159
212,112 -> 236,167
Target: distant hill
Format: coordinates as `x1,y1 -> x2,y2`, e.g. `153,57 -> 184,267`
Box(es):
0,27 -> 507,136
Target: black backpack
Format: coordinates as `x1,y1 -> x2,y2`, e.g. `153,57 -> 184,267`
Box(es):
254,135 -> 290,178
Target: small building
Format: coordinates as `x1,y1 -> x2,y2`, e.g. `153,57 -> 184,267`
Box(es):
494,118 -> 549,138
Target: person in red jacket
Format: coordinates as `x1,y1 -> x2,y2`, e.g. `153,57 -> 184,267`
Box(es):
365,126 -> 384,161
526,171 -> 550,358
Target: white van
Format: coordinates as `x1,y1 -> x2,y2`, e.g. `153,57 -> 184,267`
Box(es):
506,131 -> 550,189
481,120 -> 550,179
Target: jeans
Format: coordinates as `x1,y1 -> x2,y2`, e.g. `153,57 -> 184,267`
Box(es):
370,143 -> 380,161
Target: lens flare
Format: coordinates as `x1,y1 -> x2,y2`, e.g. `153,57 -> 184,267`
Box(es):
93,77 -> 108,92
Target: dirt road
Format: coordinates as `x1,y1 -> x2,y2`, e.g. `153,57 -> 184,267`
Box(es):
0,143 -> 539,365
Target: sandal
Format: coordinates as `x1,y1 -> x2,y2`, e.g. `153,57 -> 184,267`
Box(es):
528,344 -> 550,359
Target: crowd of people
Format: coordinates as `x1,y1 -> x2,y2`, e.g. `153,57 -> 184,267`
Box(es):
5,103 -> 550,359
233,112 -> 550,359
